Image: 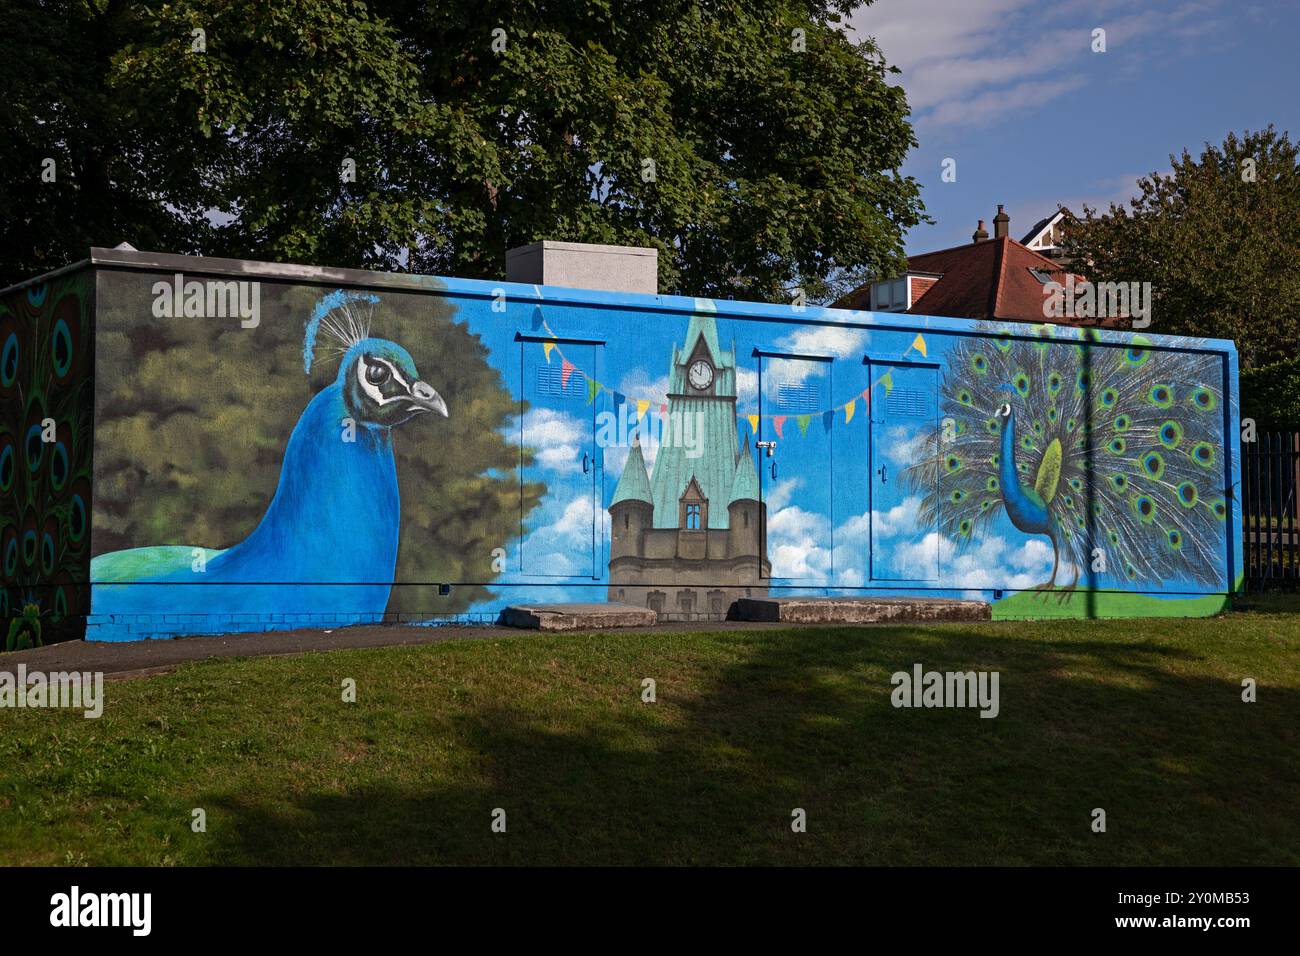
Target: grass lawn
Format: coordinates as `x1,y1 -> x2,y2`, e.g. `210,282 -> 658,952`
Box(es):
2,602 -> 1298,866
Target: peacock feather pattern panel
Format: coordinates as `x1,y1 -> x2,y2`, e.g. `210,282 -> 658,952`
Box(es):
905,323 -> 1229,602
0,272 -> 94,648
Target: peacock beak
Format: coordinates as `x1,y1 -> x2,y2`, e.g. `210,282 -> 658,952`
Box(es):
409,380 -> 448,418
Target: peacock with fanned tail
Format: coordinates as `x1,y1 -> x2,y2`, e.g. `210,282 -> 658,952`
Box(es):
904,326 -> 1229,600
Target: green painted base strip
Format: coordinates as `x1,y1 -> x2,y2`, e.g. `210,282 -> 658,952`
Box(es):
992,588 -> 1231,620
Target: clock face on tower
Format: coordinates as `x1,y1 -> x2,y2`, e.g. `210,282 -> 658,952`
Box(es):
688,359 -> 714,391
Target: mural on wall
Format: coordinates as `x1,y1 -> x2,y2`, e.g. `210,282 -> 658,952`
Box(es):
92,291 -> 449,619
82,263 -> 1237,637
91,273 -> 535,633
0,273 -> 94,648
905,328 -> 1227,606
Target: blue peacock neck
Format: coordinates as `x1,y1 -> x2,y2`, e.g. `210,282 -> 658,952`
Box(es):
999,405 -> 1051,535
213,381 -> 402,582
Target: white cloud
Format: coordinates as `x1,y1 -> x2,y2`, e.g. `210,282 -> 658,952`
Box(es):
518,406 -> 587,472
849,0 -> 1226,134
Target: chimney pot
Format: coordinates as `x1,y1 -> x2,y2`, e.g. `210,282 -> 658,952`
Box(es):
993,204 -> 1010,239
972,219 -> 989,243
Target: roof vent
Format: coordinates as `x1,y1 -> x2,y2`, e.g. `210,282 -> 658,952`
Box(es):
112,241 -> 137,251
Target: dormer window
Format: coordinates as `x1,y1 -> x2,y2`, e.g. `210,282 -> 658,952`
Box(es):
679,477 -> 708,531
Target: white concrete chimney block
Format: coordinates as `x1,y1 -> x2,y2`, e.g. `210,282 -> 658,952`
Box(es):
506,241 -> 658,295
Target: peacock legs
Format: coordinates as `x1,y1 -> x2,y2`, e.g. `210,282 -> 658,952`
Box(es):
1030,536 -> 1060,602
1054,561 -> 1080,605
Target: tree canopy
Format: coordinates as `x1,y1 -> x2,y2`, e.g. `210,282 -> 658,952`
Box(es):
1060,126 -> 1300,369
2,0 -> 925,303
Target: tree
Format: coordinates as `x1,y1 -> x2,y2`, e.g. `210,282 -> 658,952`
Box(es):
1,1 -> 925,304
1060,127 -> 1300,369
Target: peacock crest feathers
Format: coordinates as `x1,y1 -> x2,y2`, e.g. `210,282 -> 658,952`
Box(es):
303,289 -> 380,375
906,323 -> 1227,588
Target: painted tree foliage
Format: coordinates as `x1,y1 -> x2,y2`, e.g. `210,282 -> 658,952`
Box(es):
2,0 -> 924,304
1060,127 -> 1300,370
92,275 -> 537,615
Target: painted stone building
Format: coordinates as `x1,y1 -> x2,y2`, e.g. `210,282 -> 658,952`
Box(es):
607,312 -> 769,617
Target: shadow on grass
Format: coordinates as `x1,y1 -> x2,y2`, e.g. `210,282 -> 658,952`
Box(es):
204,624 -> 1300,866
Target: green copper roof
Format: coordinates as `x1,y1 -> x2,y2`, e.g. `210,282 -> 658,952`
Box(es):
611,439 -> 653,506
729,439 -> 760,504
647,308 -> 746,529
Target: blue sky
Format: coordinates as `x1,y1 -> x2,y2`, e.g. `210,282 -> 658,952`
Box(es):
847,0 -> 1299,253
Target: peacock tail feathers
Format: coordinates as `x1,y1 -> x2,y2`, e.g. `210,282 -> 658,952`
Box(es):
905,323 -> 1227,588
0,273 -> 95,642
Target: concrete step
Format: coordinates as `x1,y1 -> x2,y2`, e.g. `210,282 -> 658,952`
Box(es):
729,596 -> 990,625
499,602 -> 658,631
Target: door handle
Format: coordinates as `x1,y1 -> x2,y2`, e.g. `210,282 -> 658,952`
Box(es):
878,464 -> 888,484
582,453 -> 590,474
771,461 -> 778,480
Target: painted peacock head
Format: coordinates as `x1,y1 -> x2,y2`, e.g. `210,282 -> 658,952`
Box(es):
339,338 -> 447,427
304,290 -> 448,428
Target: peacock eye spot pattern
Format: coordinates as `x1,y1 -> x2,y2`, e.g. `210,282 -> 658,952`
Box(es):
41,532 -> 55,574
984,417 -> 1000,434
980,498 -> 995,512
991,454 -> 1000,466
1075,370 -> 1091,392
1012,372 -> 1030,395
1192,442 -> 1215,467
1047,371 -> 1063,396
3,538 -> 16,576
51,319 -> 73,377
949,488 -> 968,503
1167,529 -> 1182,551
1177,481 -> 1198,507
971,353 -> 988,374
1124,346 -> 1150,368
1148,384 -> 1173,407
1189,387 -> 1217,411
0,333 -> 18,387
1113,414 -> 1131,433
1125,562 -> 1139,580
68,495 -> 86,541
1131,495 -> 1157,523
1108,530 -> 1120,545
1142,452 -> 1165,480
1159,421 -> 1183,448
1108,437 -> 1126,455
987,476 -> 999,491
1110,474 -> 1128,493
21,530 -> 36,566
957,389 -> 973,406
958,518 -> 973,536
50,443 -> 68,490
1211,499 -> 1227,521
24,425 -> 43,472
0,444 -> 13,492
1099,387 -> 1118,408
944,455 -> 963,473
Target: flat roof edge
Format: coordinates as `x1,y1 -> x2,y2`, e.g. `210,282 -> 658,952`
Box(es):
0,248 -> 1238,357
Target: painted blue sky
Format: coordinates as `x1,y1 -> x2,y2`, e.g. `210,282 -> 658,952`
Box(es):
847,0 -> 1299,254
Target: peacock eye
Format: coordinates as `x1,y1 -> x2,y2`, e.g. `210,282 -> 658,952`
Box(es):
365,359 -> 391,386
998,403 -> 1011,417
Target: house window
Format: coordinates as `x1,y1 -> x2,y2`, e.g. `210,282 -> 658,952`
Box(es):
624,513 -> 629,530
708,590 -> 726,616
685,503 -> 701,529
647,591 -> 666,613
677,590 -> 696,614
